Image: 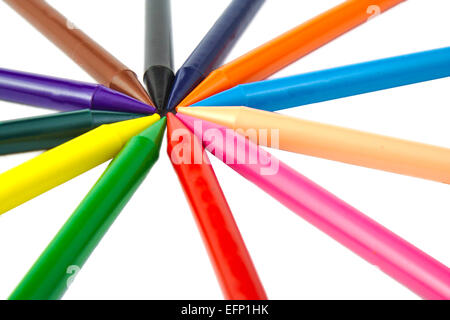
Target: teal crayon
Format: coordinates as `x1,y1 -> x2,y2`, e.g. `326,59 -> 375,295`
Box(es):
0,110 -> 144,155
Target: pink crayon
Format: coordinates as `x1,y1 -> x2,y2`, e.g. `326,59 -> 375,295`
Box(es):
176,113 -> 450,300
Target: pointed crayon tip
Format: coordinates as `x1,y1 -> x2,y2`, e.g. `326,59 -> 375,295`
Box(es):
167,112 -> 191,142
109,114 -> 160,144
167,112 -> 210,166
166,113 -> 182,152
109,70 -> 155,106
138,117 -> 167,152
144,66 -> 175,112
166,66 -> 205,111
176,113 -> 222,134
175,113 -> 195,132
177,106 -> 240,128
177,69 -> 231,107
166,112 -> 177,131
92,86 -> 156,114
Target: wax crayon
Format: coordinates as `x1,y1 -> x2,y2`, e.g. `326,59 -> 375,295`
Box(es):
0,68 -> 156,114
9,118 -> 166,300
144,0 -> 174,111
166,0 -> 265,111
177,114 -> 450,300
194,47 -> 450,110
178,106 -> 450,184
0,114 -> 159,215
0,110 -> 144,155
166,113 -> 266,300
178,0 -> 406,107
5,0 -> 154,105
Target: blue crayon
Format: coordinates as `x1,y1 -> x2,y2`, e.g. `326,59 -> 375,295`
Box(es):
194,46 -> 450,111
166,0 -> 265,111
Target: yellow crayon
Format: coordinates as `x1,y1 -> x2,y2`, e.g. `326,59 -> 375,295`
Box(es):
177,106 -> 450,184
0,114 -> 159,215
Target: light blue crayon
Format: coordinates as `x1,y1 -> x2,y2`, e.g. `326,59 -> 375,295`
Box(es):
194,46 -> 450,111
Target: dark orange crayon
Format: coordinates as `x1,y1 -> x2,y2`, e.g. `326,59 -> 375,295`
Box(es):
179,0 -> 405,107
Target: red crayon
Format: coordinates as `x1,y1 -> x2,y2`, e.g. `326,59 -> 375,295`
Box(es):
166,113 -> 267,300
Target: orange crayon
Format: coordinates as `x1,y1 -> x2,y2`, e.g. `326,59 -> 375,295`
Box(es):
179,0 -> 405,107
177,106 -> 450,184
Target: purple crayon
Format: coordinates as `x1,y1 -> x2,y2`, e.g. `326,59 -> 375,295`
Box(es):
0,68 -> 156,114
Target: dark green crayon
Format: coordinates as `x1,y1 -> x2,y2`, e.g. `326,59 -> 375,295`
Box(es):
0,109 -> 144,155
9,117 -> 166,300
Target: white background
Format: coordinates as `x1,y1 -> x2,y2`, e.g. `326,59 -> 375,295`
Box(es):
0,0 -> 449,300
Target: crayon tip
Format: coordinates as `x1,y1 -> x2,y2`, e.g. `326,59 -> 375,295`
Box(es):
166,66 -> 206,111
167,113 -> 205,165
166,113 -> 176,151
167,113 -> 192,154
144,66 -> 175,112
92,86 -> 157,114
167,112 -> 189,137
177,106 -> 240,128
166,112 -> 176,130
108,114 -> 160,144
182,111 -> 224,131
177,69 -> 231,107
175,113 -> 200,133
138,117 -> 167,152
109,70 -> 155,106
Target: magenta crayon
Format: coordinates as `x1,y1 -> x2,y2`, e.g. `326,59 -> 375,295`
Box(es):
177,113 -> 450,300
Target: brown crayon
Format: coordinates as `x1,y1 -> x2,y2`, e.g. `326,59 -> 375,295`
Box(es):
5,0 -> 154,106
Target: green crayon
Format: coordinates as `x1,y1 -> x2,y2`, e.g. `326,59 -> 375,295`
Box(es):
9,117 -> 166,300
